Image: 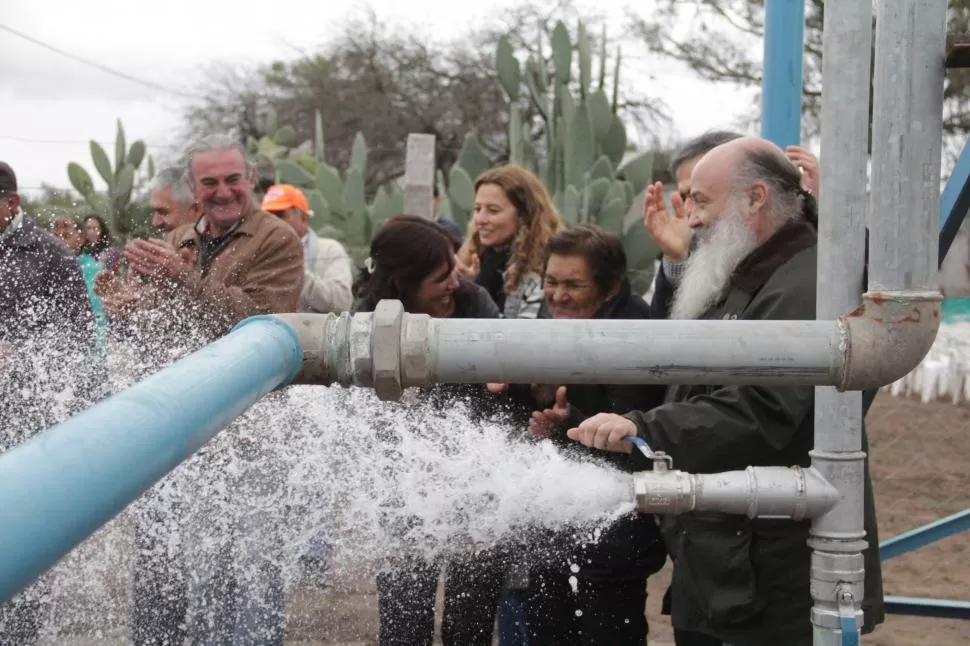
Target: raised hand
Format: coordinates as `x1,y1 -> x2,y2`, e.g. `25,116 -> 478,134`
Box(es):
643,181 -> 691,262
786,145 -> 820,196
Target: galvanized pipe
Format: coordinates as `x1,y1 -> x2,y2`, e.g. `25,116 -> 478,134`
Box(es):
277,294 -> 940,401
632,464 -> 840,521
868,0 -> 946,292
811,0 -> 882,638
0,316 -> 302,603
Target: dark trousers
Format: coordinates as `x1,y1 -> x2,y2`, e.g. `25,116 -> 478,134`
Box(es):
376,552 -> 506,646
133,518 -> 188,646
674,628 -> 724,645
525,566 -> 649,645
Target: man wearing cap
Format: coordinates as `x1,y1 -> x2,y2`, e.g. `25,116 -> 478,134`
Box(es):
0,161 -> 99,644
262,184 -> 352,314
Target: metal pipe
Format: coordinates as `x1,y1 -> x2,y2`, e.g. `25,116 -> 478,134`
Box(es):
630,464 -> 839,520
811,4 -> 888,640
760,0 -> 806,147
868,0 -> 946,292
276,292 -> 940,401
0,316 -> 302,603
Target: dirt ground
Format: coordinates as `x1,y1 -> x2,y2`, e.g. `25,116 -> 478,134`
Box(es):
282,393 -> 970,646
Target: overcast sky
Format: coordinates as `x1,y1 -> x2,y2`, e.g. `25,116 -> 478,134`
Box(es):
1,0 -> 757,197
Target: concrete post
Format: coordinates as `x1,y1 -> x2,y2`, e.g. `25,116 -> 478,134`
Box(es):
810,0 -> 873,642
403,133 -> 436,220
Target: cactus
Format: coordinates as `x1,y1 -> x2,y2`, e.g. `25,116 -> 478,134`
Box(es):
66,118 -> 152,238
271,121 -> 405,269
432,19 -> 659,292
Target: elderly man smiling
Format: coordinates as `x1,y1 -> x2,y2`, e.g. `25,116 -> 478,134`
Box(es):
567,136 -> 883,646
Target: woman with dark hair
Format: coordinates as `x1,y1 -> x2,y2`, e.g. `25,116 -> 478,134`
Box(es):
354,215 -> 511,646
80,214 -> 121,273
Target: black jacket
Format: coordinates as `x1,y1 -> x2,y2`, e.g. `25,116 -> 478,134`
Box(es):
630,221 -> 883,644
0,214 -> 101,446
530,281 -> 668,581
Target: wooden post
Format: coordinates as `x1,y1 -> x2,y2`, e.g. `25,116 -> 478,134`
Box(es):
403,133 -> 436,220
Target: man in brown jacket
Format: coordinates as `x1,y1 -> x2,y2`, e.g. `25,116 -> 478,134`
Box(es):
114,136 -> 304,646
123,134 -> 304,339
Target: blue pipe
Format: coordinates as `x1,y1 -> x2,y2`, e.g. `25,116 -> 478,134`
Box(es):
761,0 -> 806,147
0,315 -> 302,603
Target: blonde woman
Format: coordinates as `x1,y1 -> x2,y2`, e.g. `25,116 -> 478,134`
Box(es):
457,165 -> 561,319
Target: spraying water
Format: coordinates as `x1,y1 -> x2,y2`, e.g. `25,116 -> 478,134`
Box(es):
1,306 -> 637,641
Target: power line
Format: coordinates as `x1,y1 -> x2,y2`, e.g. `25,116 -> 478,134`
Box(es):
0,23 -> 201,100
0,134 -> 181,149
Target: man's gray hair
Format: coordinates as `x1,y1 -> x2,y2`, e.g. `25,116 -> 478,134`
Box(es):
182,133 -> 252,182
149,165 -> 194,206
670,130 -> 744,176
732,148 -> 808,225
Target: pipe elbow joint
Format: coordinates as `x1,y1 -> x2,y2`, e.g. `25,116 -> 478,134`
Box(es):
837,290 -> 942,391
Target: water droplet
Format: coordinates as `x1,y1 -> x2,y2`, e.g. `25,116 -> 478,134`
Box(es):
575,609 -> 583,617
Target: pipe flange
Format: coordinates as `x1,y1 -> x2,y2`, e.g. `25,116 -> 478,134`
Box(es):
372,300 -> 404,401
401,313 -> 431,387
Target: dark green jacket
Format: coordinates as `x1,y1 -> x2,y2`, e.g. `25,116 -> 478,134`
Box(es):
626,219 -> 884,645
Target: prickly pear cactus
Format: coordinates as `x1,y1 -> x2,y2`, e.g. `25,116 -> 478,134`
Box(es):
66,119 -> 153,239
270,117 -> 404,271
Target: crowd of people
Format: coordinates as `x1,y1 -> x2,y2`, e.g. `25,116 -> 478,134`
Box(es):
0,129 -> 887,646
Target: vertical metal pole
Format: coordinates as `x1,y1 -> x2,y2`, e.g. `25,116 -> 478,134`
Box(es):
761,0 -> 806,147
403,133 -> 437,220
868,1 -> 946,291
810,0 -> 872,642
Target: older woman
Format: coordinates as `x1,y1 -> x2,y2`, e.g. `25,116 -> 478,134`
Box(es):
524,224 -> 668,645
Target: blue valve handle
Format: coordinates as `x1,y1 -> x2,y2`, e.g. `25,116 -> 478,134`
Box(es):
840,615 -> 859,646
622,435 -> 655,460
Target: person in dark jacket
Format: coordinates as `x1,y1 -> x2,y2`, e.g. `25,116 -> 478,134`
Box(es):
353,214 -> 511,646
0,161 -> 99,645
517,225 -> 667,644
645,133 -> 883,645
569,137 -> 883,645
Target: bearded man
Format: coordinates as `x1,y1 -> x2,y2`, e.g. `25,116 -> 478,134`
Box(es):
567,136 -> 882,646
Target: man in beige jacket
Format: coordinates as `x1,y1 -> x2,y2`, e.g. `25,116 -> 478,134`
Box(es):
261,183 -> 352,313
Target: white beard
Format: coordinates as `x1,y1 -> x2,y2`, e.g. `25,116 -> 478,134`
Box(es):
671,197 -> 759,320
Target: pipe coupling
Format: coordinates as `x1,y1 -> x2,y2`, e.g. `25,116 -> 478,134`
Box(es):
837,290 -> 942,391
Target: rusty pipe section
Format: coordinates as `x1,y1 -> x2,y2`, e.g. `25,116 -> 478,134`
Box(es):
631,462 -> 840,521
836,290 -> 941,391
271,292 -> 940,399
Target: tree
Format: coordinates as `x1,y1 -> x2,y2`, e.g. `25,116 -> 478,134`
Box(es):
631,0 -> 970,152
181,3 -> 668,194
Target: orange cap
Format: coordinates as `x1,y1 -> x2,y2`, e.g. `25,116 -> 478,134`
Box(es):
262,184 -> 310,215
